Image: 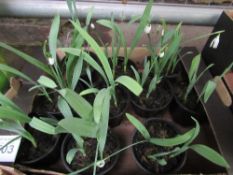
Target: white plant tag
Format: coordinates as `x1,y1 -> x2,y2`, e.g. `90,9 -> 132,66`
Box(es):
0,135 -> 21,162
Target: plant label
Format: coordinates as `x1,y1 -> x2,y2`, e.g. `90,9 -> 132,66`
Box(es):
0,135 -> 21,163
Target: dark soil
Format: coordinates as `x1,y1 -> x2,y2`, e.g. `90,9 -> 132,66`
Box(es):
17,127 -> 58,163
64,134 -> 119,174
133,120 -> 185,174
113,57 -> 136,78
174,80 -> 200,111
110,87 -> 128,117
134,80 -> 172,109
31,91 -> 59,114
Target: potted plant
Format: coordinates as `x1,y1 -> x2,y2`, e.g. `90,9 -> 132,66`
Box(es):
126,113 -> 229,174
170,53 -> 233,126
61,19 -> 143,127
28,87 -> 120,175
0,92 -> 61,166
130,58 -> 173,117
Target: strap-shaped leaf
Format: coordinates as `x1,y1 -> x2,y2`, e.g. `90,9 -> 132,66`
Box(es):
0,64 -> 35,85
130,65 -> 141,84
0,42 -> 52,75
57,97 -> 73,118
58,88 -> 93,120
71,54 -> 83,90
49,15 -> 60,60
188,54 -> 200,81
115,75 -> 143,96
66,148 -> 79,164
70,21 -> 113,84
29,117 -> 56,135
58,117 -> 98,138
97,88 -> 111,158
37,75 -> 57,89
61,48 -> 108,85
80,88 -> 99,96
149,127 -> 196,147
126,113 -> 150,140
93,89 -> 106,124
190,144 -> 230,168
0,120 -> 36,147
0,92 -> 22,112
200,80 -> 216,103
0,106 -> 30,123
128,0 -> 153,58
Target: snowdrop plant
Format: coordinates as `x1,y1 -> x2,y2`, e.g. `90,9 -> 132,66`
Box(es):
126,113 -> 229,169
96,0 -> 153,74
183,54 -> 233,104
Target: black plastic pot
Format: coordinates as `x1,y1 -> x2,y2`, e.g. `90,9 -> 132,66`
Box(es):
16,114 -> 61,166
132,118 -> 187,174
169,95 -> 206,126
131,79 -> 173,118
109,86 -> 130,127
61,132 -> 120,175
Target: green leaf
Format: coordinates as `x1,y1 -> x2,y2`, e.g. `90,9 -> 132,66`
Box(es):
93,89 -> 106,124
0,120 -> 36,147
203,80 -> 216,103
141,61 -> 151,87
115,75 -> 143,96
220,61 -> 233,79
188,54 -> 200,81
70,21 -> 113,84
29,117 -> 56,135
0,106 -> 30,123
72,133 -> 84,149
37,75 -> 57,89
190,144 -> 230,168
149,128 -> 196,147
126,113 -> 150,140
0,92 -> 22,112
58,117 -> 98,138
130,65 -> 141,84
57,97 -> 73,118
0,64 -> 35,85
49,15 -> 60,60
58,88 -> 93,120
61,48 -> 108,84
80,88 -> 99,96
147,75 -> 158,98
97,88 -> 111,158
71,54 -> 83,90
66,148 -> 79,164
85,7 -> 94,27
128,0 -> 153,58
0,42 -> 52,75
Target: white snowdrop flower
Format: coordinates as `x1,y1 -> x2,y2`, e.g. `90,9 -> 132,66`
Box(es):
48,57 -> 55,65
209,34 -> 220,49
90,23 -> 95,29
159,51 -> 165,58
144,24 -> 151,34
96,160 -> 105,168
161,29 -> 164,36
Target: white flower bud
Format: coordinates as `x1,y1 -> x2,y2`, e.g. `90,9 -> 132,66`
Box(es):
161,29 -> 164,36
144,24 -> 151,34
48,57 -> 55,65
96,160 -> 105,168
159,51 -> 165,58
90,23 -> 95,29
209,34 -> 220,49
